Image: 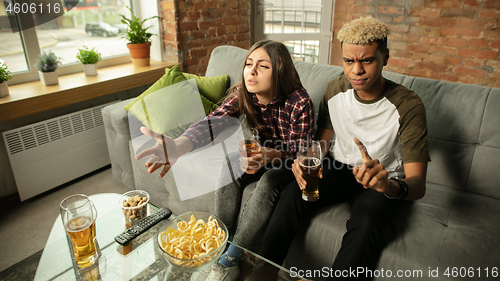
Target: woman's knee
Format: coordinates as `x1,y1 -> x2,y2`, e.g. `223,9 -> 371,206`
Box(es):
257,169 -> 293,191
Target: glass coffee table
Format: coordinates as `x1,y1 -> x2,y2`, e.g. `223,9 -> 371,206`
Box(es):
34,193 -> 304,281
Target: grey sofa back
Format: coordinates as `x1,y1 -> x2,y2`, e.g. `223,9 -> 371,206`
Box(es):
381,70 -> 500,199
205,45 -> 500,200
468,90 -> 500,199
205,45 -> 249,88
414,79 -> 500,198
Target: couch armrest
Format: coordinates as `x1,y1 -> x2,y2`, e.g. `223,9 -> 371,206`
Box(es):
102,99 -> 136,189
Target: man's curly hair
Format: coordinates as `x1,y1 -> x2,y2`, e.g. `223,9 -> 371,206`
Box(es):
337,17 -> 389,52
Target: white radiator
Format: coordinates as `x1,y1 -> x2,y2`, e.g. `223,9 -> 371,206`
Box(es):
2,103 -> 114,201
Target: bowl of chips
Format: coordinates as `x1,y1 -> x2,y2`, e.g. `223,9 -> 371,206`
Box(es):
156,211 -> 228,272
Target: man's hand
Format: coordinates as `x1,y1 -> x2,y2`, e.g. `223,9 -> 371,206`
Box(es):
292,158 -> 322,190
135,127 -> 181,178
352,138 -> 389,193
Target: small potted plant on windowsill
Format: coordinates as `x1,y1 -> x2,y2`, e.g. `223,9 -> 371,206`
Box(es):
34,51 -> 62,86
120,6 -> 160,67
0,62 -> 12,98
76,46 -> 102,76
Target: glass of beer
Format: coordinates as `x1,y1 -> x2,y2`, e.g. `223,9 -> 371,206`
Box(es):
298,141 -> 321,201
60,194 -> 99,268
238,127 -> 260,157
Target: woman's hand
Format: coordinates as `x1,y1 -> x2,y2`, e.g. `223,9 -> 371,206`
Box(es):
134,127 -> 181,178
240,153 -> 264,174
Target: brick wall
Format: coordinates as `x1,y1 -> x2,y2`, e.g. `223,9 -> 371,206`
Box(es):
161,0 -> 179,63
160,0 -> 251,75
331,0 -> 500,87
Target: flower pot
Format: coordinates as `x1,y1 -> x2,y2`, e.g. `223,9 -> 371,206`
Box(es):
0,81 -> 9,98
127,42 -> 151,67
83,64 -> 97,76
39,71 -> 59,86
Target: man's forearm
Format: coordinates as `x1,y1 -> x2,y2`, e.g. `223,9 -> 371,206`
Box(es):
385,176 -> 426,200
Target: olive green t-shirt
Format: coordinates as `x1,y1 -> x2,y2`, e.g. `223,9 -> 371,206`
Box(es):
318,75 -> 430,178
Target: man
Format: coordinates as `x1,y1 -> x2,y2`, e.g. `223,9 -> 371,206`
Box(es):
258,17 -> 430,280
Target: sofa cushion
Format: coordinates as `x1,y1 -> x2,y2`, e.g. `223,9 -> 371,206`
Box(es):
411,78 -> 489,191
468,88 -> 500,199
431,183 -> 500,269
124,65 -> 187,112
383,70 -> 415,89
376,203 -> 448,277
476,88 -> 500,148
183,72 -> 229,104
125,79 -> 207,138
125,65 -> 226,116
412,78 -> 488,144
426,139 -> 475,191
205,46 -> 248,87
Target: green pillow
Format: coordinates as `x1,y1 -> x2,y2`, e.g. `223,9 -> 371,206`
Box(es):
124,64 -> 187,112
183,72 -> 229,104
125,65 -> 227,116
199,94 -> 219,114
127,79 -> 206,138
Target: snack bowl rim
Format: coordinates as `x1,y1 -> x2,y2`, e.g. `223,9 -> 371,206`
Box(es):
156,211 -> 228,271
116,190 -> 150,210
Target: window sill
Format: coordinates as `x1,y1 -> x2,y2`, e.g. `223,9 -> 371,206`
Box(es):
0,61 -> 178,123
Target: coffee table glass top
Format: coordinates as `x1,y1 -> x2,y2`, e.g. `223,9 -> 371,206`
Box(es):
34,193 -> 303,281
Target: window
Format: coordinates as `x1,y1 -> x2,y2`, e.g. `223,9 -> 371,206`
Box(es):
284,40 -> 320,63
264,0 -> 322,34
0,0 -> 135,85
254,0 -> 333,64
0,1 -> 28,73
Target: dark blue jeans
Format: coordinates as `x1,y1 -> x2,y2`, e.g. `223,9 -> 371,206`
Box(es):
259,156 -> 401,280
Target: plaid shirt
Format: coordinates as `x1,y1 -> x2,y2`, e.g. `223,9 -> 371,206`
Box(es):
182,87 -> 315,165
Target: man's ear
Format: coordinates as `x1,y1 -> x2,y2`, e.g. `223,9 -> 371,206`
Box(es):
383,49 -> 390,66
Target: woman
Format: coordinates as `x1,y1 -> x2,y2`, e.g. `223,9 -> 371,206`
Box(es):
136,40 -> 314,281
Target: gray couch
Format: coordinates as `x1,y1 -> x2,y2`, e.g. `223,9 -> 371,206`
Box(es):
103,45 -> 500,280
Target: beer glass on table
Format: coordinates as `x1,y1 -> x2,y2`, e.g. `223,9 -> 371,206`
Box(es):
298,141 -> 321,201
60,194 -> 99,269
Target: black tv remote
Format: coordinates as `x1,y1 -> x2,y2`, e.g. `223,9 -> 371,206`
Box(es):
114,207 -> 172,246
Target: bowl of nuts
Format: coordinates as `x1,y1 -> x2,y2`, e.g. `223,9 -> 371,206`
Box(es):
117,190 -> 150,228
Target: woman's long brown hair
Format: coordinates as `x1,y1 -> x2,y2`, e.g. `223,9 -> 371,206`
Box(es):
228,40 -> 303,131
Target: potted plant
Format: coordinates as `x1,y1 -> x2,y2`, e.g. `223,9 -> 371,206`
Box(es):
76,46 -> 102,76
0,62 -> 12,98
34,51 -> 61,86
120,6 -> 160,67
